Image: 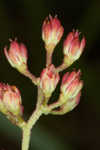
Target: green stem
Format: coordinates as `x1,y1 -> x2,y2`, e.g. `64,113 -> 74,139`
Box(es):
56,63 -> 68,72
46,52 -> 53,67
23,69 -> 39,85
22,127 -> 31,150
22,108 -> 42,150
50,110 -> 66,115
21,87 -> 44,150
27,107 -> 43,130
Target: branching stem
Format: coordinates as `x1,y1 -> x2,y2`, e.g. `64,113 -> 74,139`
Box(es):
21,87 -> 44,150
56,63 -> 68,72
23,69 -> 39,85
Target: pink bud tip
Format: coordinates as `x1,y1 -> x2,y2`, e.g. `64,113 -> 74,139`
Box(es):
0,83 -> 23,116
4,40 -> 28,72
40,64 -> 60,98
42,15 -> 64,51
63,30 -> 86,66
61,70 -> 83,99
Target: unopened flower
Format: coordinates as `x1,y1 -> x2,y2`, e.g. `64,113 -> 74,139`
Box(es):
63,30 -> 86,66
40,64 -> 60,98
42,15 -> 64,52
60,92 -> 81,114
0,83 -> 23,116
61,70 -> 83,100
4,40 -> 28,73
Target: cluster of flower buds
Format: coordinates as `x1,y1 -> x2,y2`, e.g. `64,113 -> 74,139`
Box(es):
0,14 -> 86,150
42,16 -> 85,68
41,15 -> 86,114
0,83 -> 23,119
0,14 -> 86,121
44,70 -> 83,115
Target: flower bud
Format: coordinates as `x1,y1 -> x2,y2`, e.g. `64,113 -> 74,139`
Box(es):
40,64 -> 60,98
0,83 -> 23,116
4,40 -> 28,73
60,92 -> 81,113
42,15 -> 64,52
61,70 -> 83,100
63,30 -> 86,66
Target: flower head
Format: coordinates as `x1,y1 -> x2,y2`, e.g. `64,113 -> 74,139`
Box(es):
40,64 -> 60,98
0,83 -> 23,116
63,30 -> 86,66
61,70 -> 83,100
4,40 -> 28,73
42,15 -> 64,52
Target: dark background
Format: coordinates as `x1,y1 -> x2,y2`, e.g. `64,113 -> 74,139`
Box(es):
0,0 -> 100,150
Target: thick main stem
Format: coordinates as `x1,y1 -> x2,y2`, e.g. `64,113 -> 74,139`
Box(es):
21,108 -> 42,150
22,127 -> 31,150
21,87 -> 44,150
27,107 -> 42,130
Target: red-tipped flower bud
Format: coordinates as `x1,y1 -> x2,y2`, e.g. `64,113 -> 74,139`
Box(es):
42,15 -> 64,52
0,83 -> 23,116
4,40 -> 28,73
63,30 -> 86,66
61,70 -> 83,100
40,64 -> 60,98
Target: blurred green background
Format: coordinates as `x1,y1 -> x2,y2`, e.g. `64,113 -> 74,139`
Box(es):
0,0 -> 100,150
